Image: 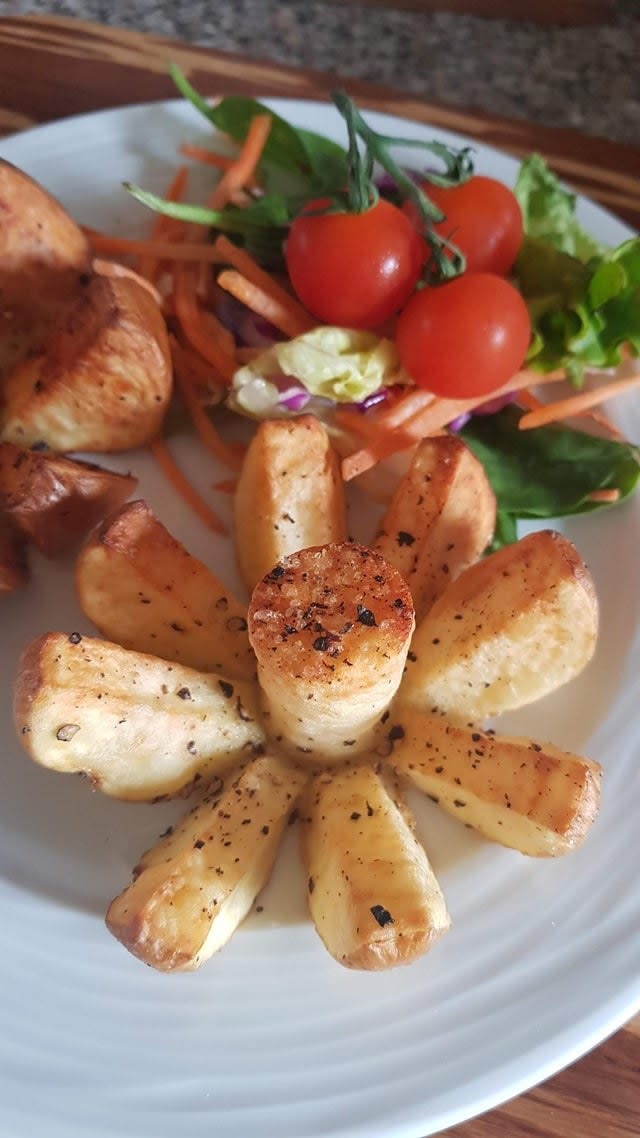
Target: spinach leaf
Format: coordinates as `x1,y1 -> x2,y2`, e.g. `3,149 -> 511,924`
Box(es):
460,406 -> 640,543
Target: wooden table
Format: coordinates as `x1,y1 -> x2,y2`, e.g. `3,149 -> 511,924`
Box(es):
0,14 -> 638,1138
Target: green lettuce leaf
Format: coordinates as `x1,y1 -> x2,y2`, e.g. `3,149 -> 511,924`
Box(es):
514,153 -> 606,261
514,155 -> 640,381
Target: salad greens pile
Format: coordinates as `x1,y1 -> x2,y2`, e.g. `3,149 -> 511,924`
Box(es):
514,155 -> 640,383
130,69 -> 640,543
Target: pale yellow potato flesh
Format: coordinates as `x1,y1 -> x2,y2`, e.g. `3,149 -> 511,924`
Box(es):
76,500 -> 256,681
401,529 -> 598,721
0,441 -> 136,557
389,709 -> 601,856
107,753 -> 308,972
300,762 -> 450,970
373,435 -> 496,621
248,542 -> 415,761
234,414 -> 347,592
13,632 -> 264,800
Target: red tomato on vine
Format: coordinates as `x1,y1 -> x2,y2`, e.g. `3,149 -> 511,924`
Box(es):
395,272 -> 531,399
285,197 -> 425,329
407,175 -> 524,277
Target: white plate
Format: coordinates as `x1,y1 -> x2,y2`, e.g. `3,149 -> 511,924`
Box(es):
1,98 -> 639,1138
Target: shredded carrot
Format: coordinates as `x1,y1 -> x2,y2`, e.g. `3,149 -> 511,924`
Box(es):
213,234 -> 314,337
170,340 -> 244,473
170,337 -> 227,400
212,478 -> 238,494
518,372 -> 640,430
150,437 -> 226,534
138,166 -> 190,280
207,114 -> 272,209
586,488 -> 621,503
179,143 -> 237,171
92,257 -> 164,306
85,232 -> 227,263
340,368 -> 571,482
217,268 -> 311,341
172,262 -> 237,383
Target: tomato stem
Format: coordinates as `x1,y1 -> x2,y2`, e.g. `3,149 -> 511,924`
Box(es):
332,91 -> 471,282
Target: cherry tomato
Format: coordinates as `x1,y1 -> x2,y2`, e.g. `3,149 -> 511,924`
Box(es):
406,175 -> 524,277
285,198 -> 425,329
395,272 -> 531,399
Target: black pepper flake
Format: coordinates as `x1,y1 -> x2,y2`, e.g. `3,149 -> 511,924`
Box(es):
388,724 -> 405,741
226,615 -> 248,632
261,824 -> 270,835
218,680 -> 234,699
170,622 -> 185,633
453,799 -> 466,808
397,531 -> 416,547
186,740 -> 196,754
267,564 -> 285,580
193,839 -> 205,849
308,876 -> 315,894
56,724 -> 80,742
370,904 -> 394,927
177,687 -> 192,700
356,605 -> 377,627
350,811 -> 361,821
68,632 -> 82,644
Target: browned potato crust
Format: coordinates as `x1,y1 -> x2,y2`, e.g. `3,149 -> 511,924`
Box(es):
107,753 -> 308,971
300,762 -> 450,970
1,273 -> 172,452
248,542 -> 415,760
0,441 -> 136,557
389,710 -> 601,856
13,632 -> 264,800
373,435 -> 496,620
76,499 -> 256,680
0,159 -> 92,380
234,414 -> 348,592
0,508 -> 28,594
401,529 -> 599,721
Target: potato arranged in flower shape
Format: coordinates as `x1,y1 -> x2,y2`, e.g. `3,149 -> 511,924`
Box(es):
13,414 -> 602,974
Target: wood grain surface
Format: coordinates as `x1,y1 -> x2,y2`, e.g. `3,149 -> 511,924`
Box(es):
0,14 -> 638,1138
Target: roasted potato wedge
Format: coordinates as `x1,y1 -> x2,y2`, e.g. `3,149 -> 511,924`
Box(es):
0,159 -> 92,380
76,500 -> 256,680
401,529 -> 598,721
234,415 -> 347,592
13,632 -> 264,800
300,762 -> 450,970
389,709 -> 601,856
248,542 -> 414,761
0,508 -> 28,594
107,753 -> 308,972
0,441 -> 136,557
373,435 -> 496,621
1,272 -> 172,453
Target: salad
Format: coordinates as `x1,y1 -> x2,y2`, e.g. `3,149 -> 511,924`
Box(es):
94,67 -> 640,547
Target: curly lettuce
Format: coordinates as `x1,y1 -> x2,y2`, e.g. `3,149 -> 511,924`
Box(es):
514,156 -> 640,383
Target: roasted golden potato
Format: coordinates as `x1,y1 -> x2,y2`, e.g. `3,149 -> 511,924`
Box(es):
107,753 -> 308,972
0,159 -> 92,380
14,632 -> 265,800
299,762 -> 450,970
76,500 -> 256,680
401,529 -> 598,721
373,435 -> 496,621
0,508 -> 28,594
0,441 -> 136,557
248,542 -> 415,761
389,709 -> 601,856
1,272 -> 172,453
234,415 -> 347,592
